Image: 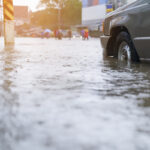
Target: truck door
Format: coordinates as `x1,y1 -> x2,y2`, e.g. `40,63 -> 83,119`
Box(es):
132,0 -> 150,59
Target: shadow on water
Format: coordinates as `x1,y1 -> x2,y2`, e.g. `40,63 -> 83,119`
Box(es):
0,47 -> 25,150
102,57 -> 150,107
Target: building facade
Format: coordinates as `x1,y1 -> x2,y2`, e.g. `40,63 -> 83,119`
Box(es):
82,0 -> 131,29
82,0 -> 129,9
82,0 -> 108,29
14,6 -> 31,26
82,0 -> 107,7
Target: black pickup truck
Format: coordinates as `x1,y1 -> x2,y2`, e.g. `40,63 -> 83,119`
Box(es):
100,0 -> 150,62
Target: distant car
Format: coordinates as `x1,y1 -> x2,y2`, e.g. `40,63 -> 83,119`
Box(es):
72,31 -> 81,38
100,0 -> 150,62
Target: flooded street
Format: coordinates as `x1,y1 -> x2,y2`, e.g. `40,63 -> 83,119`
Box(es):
0,37 -> 150,150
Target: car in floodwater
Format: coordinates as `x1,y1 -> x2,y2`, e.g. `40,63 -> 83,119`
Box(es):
100,0 -> 150,62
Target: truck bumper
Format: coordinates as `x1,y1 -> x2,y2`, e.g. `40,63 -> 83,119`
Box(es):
100,35 -> 111,49
100,35 -> 111,57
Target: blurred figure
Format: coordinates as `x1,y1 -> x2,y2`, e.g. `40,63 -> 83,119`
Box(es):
68,29 -> 72,39
41,31 -> 44,38
54,29 -> 57,39
81,29 -> 85,40
43,29 -> 51,38
84,28 -> 89,40
54,29 -> 63,40
57,29 -> 62,40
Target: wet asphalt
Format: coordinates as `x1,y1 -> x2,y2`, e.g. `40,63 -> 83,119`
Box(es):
0,37 -> 150,150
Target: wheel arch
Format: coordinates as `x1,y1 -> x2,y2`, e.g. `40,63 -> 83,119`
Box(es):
106,26 -> 131,56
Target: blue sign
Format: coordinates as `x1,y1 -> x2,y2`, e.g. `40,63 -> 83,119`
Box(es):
106,4 -> 113,13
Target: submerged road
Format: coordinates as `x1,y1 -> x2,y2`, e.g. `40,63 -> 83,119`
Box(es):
0,37 -> 150,150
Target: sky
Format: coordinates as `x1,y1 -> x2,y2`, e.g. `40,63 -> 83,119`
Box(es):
14,0 -> 40,11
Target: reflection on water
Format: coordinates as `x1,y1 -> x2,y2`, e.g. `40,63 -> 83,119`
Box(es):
0,46 -> 18,100
0,38 -> 150,150
102,57 -> 150,107
0,47 -> 21,150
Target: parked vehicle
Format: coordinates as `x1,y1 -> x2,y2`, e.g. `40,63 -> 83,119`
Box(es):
100,0 -> 150,62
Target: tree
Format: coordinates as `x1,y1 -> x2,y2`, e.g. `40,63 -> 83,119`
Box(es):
31,8 -> 58,29
35,0 -> 82,28
62,0 -> 82,25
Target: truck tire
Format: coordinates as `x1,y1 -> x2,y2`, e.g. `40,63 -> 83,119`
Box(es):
115,32 -> 139,62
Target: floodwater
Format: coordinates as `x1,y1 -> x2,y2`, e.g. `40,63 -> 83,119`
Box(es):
0,37 -> 150,150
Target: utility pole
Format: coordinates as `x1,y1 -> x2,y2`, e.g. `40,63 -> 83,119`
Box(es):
3,0 -> 15,46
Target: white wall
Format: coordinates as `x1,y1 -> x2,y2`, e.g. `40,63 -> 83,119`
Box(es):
127,0 -> 137,4
82,4 -> 106,24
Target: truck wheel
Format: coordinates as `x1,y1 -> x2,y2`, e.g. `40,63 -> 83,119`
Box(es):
116,32 -> 139,62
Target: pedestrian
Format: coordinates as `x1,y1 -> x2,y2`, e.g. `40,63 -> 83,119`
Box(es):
81,29 -> 85,40
54,29 -> 57,39
68,29 -> 72,39
58,29 -> 62,40
84,28 -> 89,40
56,29 -> 59,39
44,29 -> 51,38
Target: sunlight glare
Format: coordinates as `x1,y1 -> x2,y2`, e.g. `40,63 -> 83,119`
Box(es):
14,0 -> 40,11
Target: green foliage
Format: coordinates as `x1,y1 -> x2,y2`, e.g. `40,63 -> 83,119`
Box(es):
31,9 -> 58,29
62,0 -> 82,25
31,0 -> 81,29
